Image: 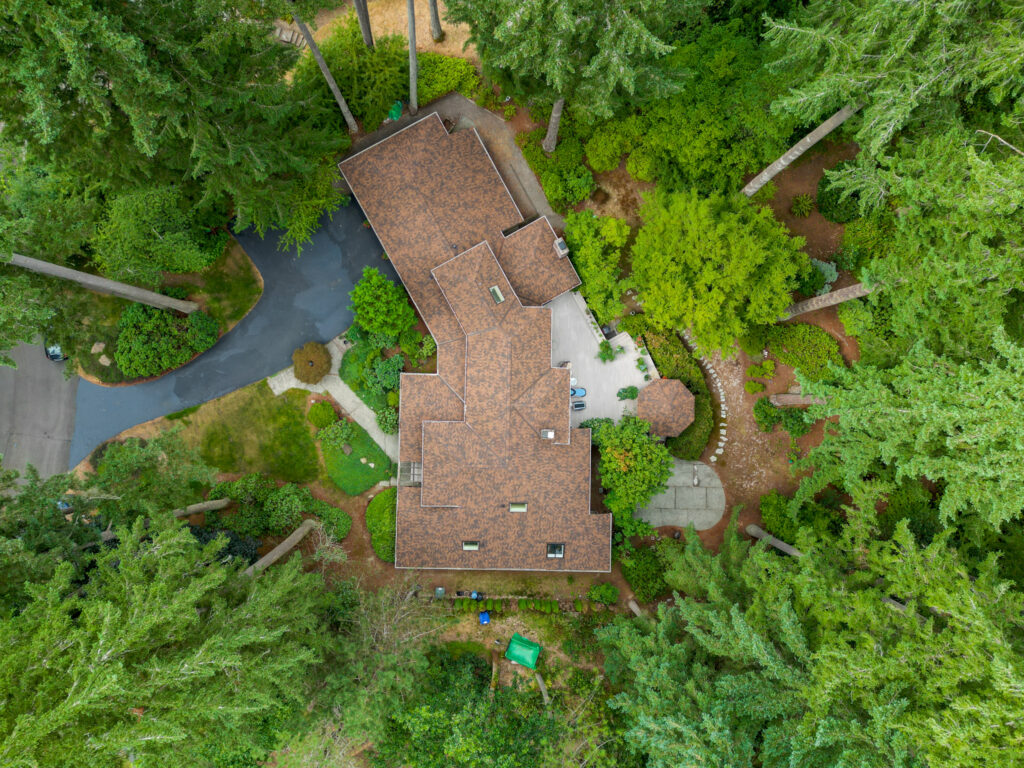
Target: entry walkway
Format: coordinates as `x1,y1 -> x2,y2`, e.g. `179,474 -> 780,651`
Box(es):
636,458 -> 726,530
266,336 -> 399,462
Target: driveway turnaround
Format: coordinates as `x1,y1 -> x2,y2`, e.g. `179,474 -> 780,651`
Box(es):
68,203 -> 395,468
0,343 -> 79,478
636,459 -> 726,530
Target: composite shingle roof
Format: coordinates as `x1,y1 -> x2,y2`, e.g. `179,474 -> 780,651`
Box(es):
638,378 -> 696,438
340,113 -> 610,572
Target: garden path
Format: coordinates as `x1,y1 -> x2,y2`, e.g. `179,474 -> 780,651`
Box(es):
67,203 -> 397,468
266,336 -> 400,462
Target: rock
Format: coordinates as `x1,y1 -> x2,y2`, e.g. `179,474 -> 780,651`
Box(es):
97,354 -> 112,367
360,457 -> 367,464
90,341 -> 106,355
369,462 -> 375,468
715,448 -> 724,455
342,444 -> 353,455
710,455 -> 717,462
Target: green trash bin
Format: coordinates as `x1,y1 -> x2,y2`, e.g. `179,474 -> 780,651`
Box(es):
388,100 -> 403,121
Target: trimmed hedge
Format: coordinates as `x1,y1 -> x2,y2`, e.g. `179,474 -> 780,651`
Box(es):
366,487 -> 397,562
292,341 -> 331,384
307,401 -> 338,429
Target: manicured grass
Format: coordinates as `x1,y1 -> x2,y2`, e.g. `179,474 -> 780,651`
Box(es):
322,421 -> 394,495
174,381 -> 319,482
74,293 -> 131,384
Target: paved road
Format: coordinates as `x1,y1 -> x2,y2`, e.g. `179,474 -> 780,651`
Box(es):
0,342 -> 79,478
68,202 -> 394,468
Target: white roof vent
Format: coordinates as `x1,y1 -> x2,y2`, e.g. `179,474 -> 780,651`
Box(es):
554,237 -> 569,258
540,429 -> 555,440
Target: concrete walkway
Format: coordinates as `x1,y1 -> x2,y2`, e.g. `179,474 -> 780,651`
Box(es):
636,458 -> 726,531
266,336 -> 399,462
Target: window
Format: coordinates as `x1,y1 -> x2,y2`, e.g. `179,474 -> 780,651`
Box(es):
509,502 -> 527,513
540,429 -> 555,440
462,541 -> 480,551
546,543 -> 564,559
489,285 -> 505,304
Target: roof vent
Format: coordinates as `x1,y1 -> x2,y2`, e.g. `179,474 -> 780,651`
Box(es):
554,237 -> 569,258
509,502 -> 527,513
540,429 -> 555,440
489,285 -> 505,304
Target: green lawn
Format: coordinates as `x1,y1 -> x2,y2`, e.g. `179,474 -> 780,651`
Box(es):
323,421 -> 394,495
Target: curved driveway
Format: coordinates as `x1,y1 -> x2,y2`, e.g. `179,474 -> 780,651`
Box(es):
68,203 -> 395,468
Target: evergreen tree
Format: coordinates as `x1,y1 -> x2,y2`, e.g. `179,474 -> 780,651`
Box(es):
348,266 -> 417,338
799,329 -> 1024,531
0,517 -> 323,768
631,189 -> 807,354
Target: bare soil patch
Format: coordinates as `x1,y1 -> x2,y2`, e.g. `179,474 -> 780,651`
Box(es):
580,159 -> 655,230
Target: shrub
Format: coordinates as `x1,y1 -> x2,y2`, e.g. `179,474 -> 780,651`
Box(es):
418,335 -> 437,361
744,379 -> 765,394
349,266 -> 417,338
836,299 -> 874,338
838,209 -> 895,271
315,501 -> 352,540
796,261 -> 826,297
817,161 -> 861,223
188,524 -> 259,564
115,305 -> 219,379
517,123 -> 595,211
761,489 -> 844,543
417,51 -> 481,103
767,324 -> 844,382
779,408 -> 812,438
583,115 -> 646,172
790,193 -> 815,217
259,484 -> 308,535
619,546 -> 668,603
308,401 -> 338,428
208,475 -> 309,538
573,598 -> 583,612
365,354 -> 405,396
587,582 -> 619,605
366,487 -> 397,561
745,360 -> 775,380
760,490 -> 799,542
376,407 -> 399,434
398,327 -> 423,359
386,390 -> 400,408
518,598 -> 527,610
563,210 -> 631,325
737,325 -> 770,357
617,386 -> 639,400
318,419 -> 358,450
292,341 -> 331,384
597,340 -> 617,362
753,397 -> 782,433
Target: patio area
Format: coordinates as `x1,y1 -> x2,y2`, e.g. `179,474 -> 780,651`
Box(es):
546,291 -> 657,427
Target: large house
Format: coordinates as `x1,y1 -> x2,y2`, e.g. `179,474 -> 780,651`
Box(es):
340,114 -> 611,572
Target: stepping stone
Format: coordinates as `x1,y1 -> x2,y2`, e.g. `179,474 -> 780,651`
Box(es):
716,447 -> 724,455
710,455 -> 717,462
342,444 -> 353,455
360,457 -> 367,464
369,462 -> 375,468
90,341 -> 106,355
98,354 -> 112,367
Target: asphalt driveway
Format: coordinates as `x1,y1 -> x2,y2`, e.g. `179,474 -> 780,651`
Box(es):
68,202 -> 394,468
0,342 -> 79,478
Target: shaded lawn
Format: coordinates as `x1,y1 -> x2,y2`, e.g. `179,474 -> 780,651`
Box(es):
75,293 -> 130,384
323,420 -> 394,495
172,380 -> 320,483
164,238 -> 263,331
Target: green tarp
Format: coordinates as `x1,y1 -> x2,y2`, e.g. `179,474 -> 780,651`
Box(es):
504,633 -> 541,670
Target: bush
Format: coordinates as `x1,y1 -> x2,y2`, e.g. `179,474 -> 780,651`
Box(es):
188,524 -> 260,564
779,408 -> 812,438
318,419 -> 358,451
796,261 -> 826,297
398,327 -> 423,359
767,324 -> 843,382
573,598 -> 584,612
386,390 -> 400,408
518,598 -> 527,610
366,487 -> 397,562
838,209 -> 895,271
817,161 -> 861,223
745,360 -> 775,380
836,299 -> 874,338
753,397 -> 782,433
208,475 -> 307,538
760,490 -> 799,542
292,341 -> 332,384
617,386 -> 639,400
744,379 -> 765,394
517,122 -> 595,211
737,325 -> 770,357
307,401 -> 338,429
619,546 -> 668,603
587,583 -> 619,605
365,354 -> 405,396
749,180 -> 777,205
114,305 -> 219,379
315,500 -> 352,540
790,193 -> 815,217
417,51 -> 481,103
583,114 -> 646,172
376,407 -> 399,434
418,334 -> 437,361
597,340 -> 617,362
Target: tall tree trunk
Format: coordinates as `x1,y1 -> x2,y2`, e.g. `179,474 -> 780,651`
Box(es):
407,0 -> 418,115
541,98 -> 564,154
8,253 -> 198,313
353,0 -> 374,49
742,104 -> 861,197
294,15 -> 359,134
428,0 -> 444,42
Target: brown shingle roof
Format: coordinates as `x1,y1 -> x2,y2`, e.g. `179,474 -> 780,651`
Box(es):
341,113 -> 609,572
638,379 -> 696,438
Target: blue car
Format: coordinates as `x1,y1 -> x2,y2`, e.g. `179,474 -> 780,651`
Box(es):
570,387 -> 586,397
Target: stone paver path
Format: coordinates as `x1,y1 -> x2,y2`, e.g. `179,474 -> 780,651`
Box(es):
636,458 -> 726,530
266,336 -> 399,462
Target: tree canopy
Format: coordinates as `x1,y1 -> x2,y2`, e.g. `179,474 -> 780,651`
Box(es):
349,266 -> 417,339
631,189 -> 808,354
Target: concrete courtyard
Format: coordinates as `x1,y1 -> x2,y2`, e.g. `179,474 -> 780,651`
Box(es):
546,291 -> 656,427
636,459 -> 726,531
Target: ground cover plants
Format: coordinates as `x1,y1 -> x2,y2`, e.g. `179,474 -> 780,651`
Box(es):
366,487 -> 397,562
